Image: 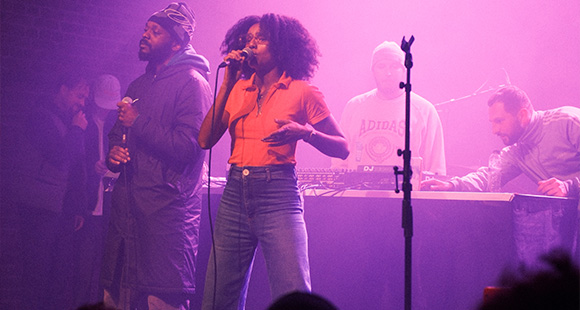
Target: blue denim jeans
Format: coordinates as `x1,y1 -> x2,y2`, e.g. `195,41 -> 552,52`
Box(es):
202,165 -> 311,310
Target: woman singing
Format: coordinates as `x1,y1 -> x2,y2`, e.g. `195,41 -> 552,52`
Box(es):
198,13 -> 349,309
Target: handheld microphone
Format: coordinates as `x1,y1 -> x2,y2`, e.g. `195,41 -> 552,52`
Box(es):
219,48 -> 254,68
120,96 -> 133,147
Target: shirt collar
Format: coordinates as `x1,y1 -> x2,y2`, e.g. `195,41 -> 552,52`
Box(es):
518,110 -> 540,143
240,72 -> 292,92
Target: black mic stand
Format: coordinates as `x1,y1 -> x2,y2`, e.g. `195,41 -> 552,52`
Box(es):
393,35 -> 414,310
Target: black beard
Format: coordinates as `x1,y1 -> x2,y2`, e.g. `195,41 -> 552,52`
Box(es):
138,50 -> 151,61
138,42 -> 173,63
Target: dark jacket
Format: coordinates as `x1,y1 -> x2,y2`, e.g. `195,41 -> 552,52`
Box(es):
102,45 -> 211,293
10,102 -> 87,214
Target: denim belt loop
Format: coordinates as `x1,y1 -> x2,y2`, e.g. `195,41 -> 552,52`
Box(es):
266,167 -> 271,182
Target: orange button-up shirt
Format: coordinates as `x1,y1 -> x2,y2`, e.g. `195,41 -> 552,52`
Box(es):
225,72 -> 330,166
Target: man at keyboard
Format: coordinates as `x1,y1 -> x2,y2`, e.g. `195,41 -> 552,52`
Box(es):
421,85 -> 580,198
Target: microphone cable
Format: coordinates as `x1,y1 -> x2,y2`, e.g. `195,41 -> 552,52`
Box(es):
206,51 -> 251,309
206,62 -> 224,310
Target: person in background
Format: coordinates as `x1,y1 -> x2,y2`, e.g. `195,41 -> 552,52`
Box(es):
267,291 -> 338,310
421,85 -> 580,266
74,74 -> 120,308
331,40 -> 446,177
101,3 -> 212,309
8,71 -> 89,310
198,13 -> 348,309
477,249 -> 579,310
421,85 -> 580,198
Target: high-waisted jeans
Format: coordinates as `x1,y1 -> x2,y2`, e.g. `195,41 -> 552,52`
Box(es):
202,164 -> 311,310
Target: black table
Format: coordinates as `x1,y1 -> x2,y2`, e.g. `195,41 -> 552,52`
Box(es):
194,189 -> 577,310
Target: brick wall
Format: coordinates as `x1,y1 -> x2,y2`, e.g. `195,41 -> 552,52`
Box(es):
1,0 -> 151,106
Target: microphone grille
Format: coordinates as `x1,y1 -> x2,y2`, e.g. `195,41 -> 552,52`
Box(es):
241,48 -> 254,59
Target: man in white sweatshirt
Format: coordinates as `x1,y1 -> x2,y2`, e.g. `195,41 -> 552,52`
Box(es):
332,41 -> 446,177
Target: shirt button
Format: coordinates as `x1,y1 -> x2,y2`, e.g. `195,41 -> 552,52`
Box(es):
242,169 -> 250,176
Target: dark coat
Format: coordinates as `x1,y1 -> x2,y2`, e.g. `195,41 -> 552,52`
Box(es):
10,103 -> 87,214
101,46 -> 212,294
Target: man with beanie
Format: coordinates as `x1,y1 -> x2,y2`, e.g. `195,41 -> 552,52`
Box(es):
331,41 -> 446,177
101,3 -> 212,309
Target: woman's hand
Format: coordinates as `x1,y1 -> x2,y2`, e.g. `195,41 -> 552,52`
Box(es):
262,119 -> 311,146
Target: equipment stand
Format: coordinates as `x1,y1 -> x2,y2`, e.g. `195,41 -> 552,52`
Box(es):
393,35 -> 415,310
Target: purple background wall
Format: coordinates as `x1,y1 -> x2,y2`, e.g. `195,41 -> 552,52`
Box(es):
1,0 -> 579,309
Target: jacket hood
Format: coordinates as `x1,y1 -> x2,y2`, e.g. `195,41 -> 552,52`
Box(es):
148,45 -> 211,80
